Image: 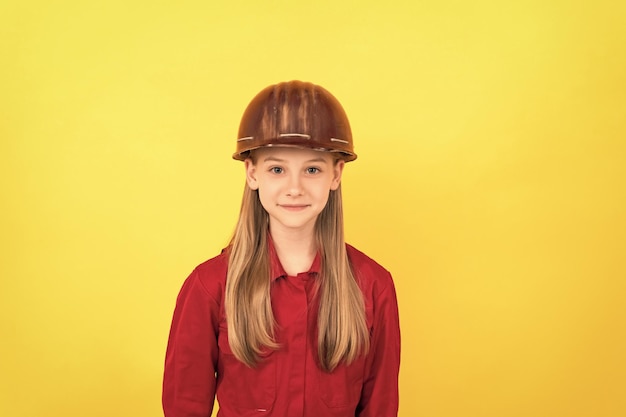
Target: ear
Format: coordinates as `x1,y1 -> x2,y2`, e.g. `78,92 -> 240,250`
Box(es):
330,159 -> 345,191
245,158 -> 259,190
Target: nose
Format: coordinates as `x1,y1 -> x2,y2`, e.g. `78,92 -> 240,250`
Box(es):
286,172 -> 303,197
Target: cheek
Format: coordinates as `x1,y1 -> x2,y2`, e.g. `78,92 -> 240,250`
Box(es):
317,190 -> 331,209
256,188 -> 273,211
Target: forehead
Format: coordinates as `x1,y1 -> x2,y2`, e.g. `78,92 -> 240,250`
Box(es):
253,147 -> 334,163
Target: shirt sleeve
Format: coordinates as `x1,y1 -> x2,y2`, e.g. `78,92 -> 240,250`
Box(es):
163,269 -> 220,417
356,274 -> 401,417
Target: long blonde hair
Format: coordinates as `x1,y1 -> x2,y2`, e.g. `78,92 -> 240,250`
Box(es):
225,166 -> 369,372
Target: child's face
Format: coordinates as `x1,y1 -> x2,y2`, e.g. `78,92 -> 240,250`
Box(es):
245,147 -> 344,235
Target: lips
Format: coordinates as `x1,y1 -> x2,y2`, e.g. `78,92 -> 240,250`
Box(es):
279,204 -> 310,211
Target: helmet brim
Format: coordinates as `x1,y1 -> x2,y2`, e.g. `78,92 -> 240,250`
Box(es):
232,143 -> 357,162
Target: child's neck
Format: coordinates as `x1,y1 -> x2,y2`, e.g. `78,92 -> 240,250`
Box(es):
269,224 -> 317,276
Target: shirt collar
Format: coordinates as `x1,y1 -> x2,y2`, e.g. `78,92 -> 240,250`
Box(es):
268,235 -> 321,281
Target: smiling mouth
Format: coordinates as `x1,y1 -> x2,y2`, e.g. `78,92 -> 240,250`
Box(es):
279,204 -> 310,211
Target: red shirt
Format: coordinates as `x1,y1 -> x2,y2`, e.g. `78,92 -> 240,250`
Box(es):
163,243 -> 400,417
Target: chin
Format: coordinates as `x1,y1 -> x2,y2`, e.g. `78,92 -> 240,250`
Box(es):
270,216 -> 318,232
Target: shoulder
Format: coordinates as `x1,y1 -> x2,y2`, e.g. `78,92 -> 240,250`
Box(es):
194,249 -> 229,278
184,249 -> 229,303
346,244 -> 394,294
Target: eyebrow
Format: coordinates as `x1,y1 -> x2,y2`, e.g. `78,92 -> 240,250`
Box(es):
262,156 -> 329,164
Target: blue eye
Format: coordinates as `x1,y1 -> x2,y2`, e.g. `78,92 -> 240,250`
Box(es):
306,167 -> 320,174
270,167 -> 283,174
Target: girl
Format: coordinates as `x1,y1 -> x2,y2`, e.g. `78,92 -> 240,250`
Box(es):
163,81 -> 400,417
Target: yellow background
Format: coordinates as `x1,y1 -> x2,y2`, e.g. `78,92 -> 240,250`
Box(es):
1,1 -> 624,416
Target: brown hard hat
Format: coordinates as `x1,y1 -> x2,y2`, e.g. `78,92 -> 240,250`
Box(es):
233,80 -> 356,161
